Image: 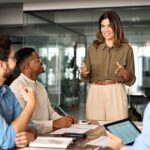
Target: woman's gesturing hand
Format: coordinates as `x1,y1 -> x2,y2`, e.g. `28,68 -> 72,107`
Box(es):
80,62 -> 89,78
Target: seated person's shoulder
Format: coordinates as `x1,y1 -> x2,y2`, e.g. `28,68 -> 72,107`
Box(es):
3,85 -> 18,102
3,85 -> 16,95
37,80 -> 47,90
10,77 -> 23,87
3,84 -> 12,91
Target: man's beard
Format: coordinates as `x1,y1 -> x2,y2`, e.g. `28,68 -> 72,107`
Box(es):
3,64 -> 14,81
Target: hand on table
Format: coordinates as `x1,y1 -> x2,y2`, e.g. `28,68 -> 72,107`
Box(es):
15,131 -> 34,148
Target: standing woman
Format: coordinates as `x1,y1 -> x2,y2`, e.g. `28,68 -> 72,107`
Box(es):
80,10 -> 136,121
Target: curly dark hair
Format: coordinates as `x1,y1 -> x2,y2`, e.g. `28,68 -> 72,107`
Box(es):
15,47 -> 35,66
0,34 -> 11,61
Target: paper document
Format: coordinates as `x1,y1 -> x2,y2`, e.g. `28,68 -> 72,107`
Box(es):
50,127 -> 89,135
51,123 -> 98,135
21,148 -> 66,150
20,148 -> 50,150
29,137 -> 73,148
86,136 -> 110,147
71,124 -> 98,130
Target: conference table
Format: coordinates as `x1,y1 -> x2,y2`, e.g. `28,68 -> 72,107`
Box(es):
65,120 -> 112,150
16,121 -> 142,150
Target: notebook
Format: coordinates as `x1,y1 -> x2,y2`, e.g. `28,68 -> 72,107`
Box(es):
29,136 -> 73,148
104,118 -> 141,145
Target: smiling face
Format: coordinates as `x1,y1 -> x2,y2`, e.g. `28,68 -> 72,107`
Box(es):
101,18 -> 115,42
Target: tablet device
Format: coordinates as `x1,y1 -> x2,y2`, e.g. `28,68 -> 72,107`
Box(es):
104,118 -> 141,145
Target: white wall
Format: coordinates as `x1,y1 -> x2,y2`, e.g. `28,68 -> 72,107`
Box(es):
0,4 -> 23,25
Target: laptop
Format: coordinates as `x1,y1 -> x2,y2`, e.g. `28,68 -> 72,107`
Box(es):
104,118 -> 141,145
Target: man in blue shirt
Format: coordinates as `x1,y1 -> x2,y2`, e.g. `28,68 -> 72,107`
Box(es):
107,92 -> 150,150
0,34 -> 37,149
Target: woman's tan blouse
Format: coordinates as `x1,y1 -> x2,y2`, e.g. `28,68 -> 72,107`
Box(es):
81,42 -> 136,86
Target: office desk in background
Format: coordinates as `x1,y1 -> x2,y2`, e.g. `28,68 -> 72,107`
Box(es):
16,121 -> 113,150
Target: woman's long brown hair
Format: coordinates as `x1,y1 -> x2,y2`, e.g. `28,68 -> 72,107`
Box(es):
93,10 -> 128,48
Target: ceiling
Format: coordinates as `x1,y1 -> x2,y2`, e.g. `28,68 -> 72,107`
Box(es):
0,0 -> 23,3
0,1 -> 150,45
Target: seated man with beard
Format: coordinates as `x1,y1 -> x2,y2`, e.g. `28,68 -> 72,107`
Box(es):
0,35 -> 37,149
10,47 -> 77,135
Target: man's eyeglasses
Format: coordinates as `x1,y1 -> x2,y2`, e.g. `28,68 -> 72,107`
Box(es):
29,58 -> 42,63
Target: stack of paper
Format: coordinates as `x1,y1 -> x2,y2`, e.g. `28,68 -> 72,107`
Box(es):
29,137 -> 73,148
71,124 -> 98,130
50,124 -> 98,135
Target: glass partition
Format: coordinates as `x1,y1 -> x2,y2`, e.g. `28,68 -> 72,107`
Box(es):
23,12 -> 86,116
24,7 -> 150,98
24,7 -> 150,120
